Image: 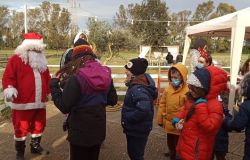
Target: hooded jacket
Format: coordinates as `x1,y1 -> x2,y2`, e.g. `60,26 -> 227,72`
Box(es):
157,63 -> 188,135
50,60 -> 117,147
176,66 -> 228,160
121,74 -> 158,137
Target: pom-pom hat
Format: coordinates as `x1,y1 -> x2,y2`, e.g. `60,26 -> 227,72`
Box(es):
124,58 -> 148,75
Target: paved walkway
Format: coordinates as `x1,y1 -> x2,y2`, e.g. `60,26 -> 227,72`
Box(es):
0,102 -> 245,160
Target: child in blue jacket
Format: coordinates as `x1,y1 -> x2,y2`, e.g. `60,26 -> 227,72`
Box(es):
121,58 -> 158,160
224,72 -> 250,160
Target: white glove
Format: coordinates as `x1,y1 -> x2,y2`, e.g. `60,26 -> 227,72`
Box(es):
175,119 -> 184,130
3,86 -> 18,102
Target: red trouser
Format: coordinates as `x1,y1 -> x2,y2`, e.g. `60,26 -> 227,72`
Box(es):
12,109 -> 46,141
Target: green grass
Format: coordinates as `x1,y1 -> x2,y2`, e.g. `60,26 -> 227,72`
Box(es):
1,50 -> 249,77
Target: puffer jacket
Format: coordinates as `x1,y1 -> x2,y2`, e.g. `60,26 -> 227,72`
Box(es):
50,60 -> 117,147
228,100 -> 250,160
225,74 -> 250,160
121,74 -> 158,137
176,66 -> 228,160
157,63 -> 188,135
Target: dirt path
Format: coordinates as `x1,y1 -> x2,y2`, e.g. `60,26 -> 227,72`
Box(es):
0,102 -> 244,160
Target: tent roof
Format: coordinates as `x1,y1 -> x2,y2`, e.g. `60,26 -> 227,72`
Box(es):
186,7 -> 250,39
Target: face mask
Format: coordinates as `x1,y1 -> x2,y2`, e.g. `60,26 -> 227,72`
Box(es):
196,63 -> 204,69
172,79 -> 181,87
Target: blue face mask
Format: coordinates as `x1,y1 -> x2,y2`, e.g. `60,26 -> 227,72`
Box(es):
172,79 -> 181,87
196,63 -> 204,69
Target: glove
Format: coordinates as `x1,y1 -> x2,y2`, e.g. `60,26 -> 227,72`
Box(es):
4,86 -> 18,102
172,117 -> 180,127
175,119 -> 184,130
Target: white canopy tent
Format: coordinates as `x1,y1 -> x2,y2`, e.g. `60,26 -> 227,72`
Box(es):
182,7 -> 250,112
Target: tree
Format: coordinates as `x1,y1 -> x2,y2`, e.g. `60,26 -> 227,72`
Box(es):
192,0 -> 215,24
114,4 -> 129,29
127,0 -> 170,47
32,1 -> 72,49
215,3 -> 236,17
87,17 -> 111,55
40,1 -> 51,37
7,11 -> 24,48
169,10 -> 192,47
103,29 -> 140,64
209,3 -> 236,52
28,8 -> 43,32
0,6 -> 10,48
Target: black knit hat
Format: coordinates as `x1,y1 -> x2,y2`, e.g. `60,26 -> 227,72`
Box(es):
74,38 -> 89,47
72,39 -> 97,59
187,68 -> 211,93
124,58 -> 148,75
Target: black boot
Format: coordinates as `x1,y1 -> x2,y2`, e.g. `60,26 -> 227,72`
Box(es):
30,136 -> 49,155
15,140 -> 25,160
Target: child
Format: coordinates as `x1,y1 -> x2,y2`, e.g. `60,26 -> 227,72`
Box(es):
172,66 -> 228,160
121,58 -> 158,160
50,42 -> 117,160
157,63 -> 188,159
224,72 -> 250,160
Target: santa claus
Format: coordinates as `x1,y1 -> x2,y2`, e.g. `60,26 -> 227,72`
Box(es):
2,32 -> 50,160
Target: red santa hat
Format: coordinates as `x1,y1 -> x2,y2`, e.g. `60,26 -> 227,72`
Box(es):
17,32 -> 46,52
15,32 -> 47,63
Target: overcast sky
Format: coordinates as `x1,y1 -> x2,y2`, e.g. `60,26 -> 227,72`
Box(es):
1,0 -> 250,29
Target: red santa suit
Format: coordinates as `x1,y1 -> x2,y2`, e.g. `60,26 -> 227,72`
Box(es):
2,33 -> 51,141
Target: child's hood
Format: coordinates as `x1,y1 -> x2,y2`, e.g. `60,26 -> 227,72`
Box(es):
168,63 -> 188,82
206,66 -> 228,99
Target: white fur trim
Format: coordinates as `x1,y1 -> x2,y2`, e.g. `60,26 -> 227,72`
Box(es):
14,135 -> 26,141
22,38 -> 44,46
16,41 -> 46,52
33,69 -> 42,103
9,102 -> 46,110
31,133 -> 42,138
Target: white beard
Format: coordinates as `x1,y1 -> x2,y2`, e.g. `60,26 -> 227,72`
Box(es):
28,51 -> 48,73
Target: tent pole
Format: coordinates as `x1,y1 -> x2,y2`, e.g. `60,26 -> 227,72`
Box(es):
182,35 -> 191,65
228,15 -> 245,115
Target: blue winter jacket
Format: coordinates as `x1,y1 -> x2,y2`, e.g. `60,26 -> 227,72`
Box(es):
226,99 -> 250,160
121,74 -> 158,137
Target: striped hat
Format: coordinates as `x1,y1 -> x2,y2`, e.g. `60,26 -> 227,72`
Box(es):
72,39 -> 96,59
